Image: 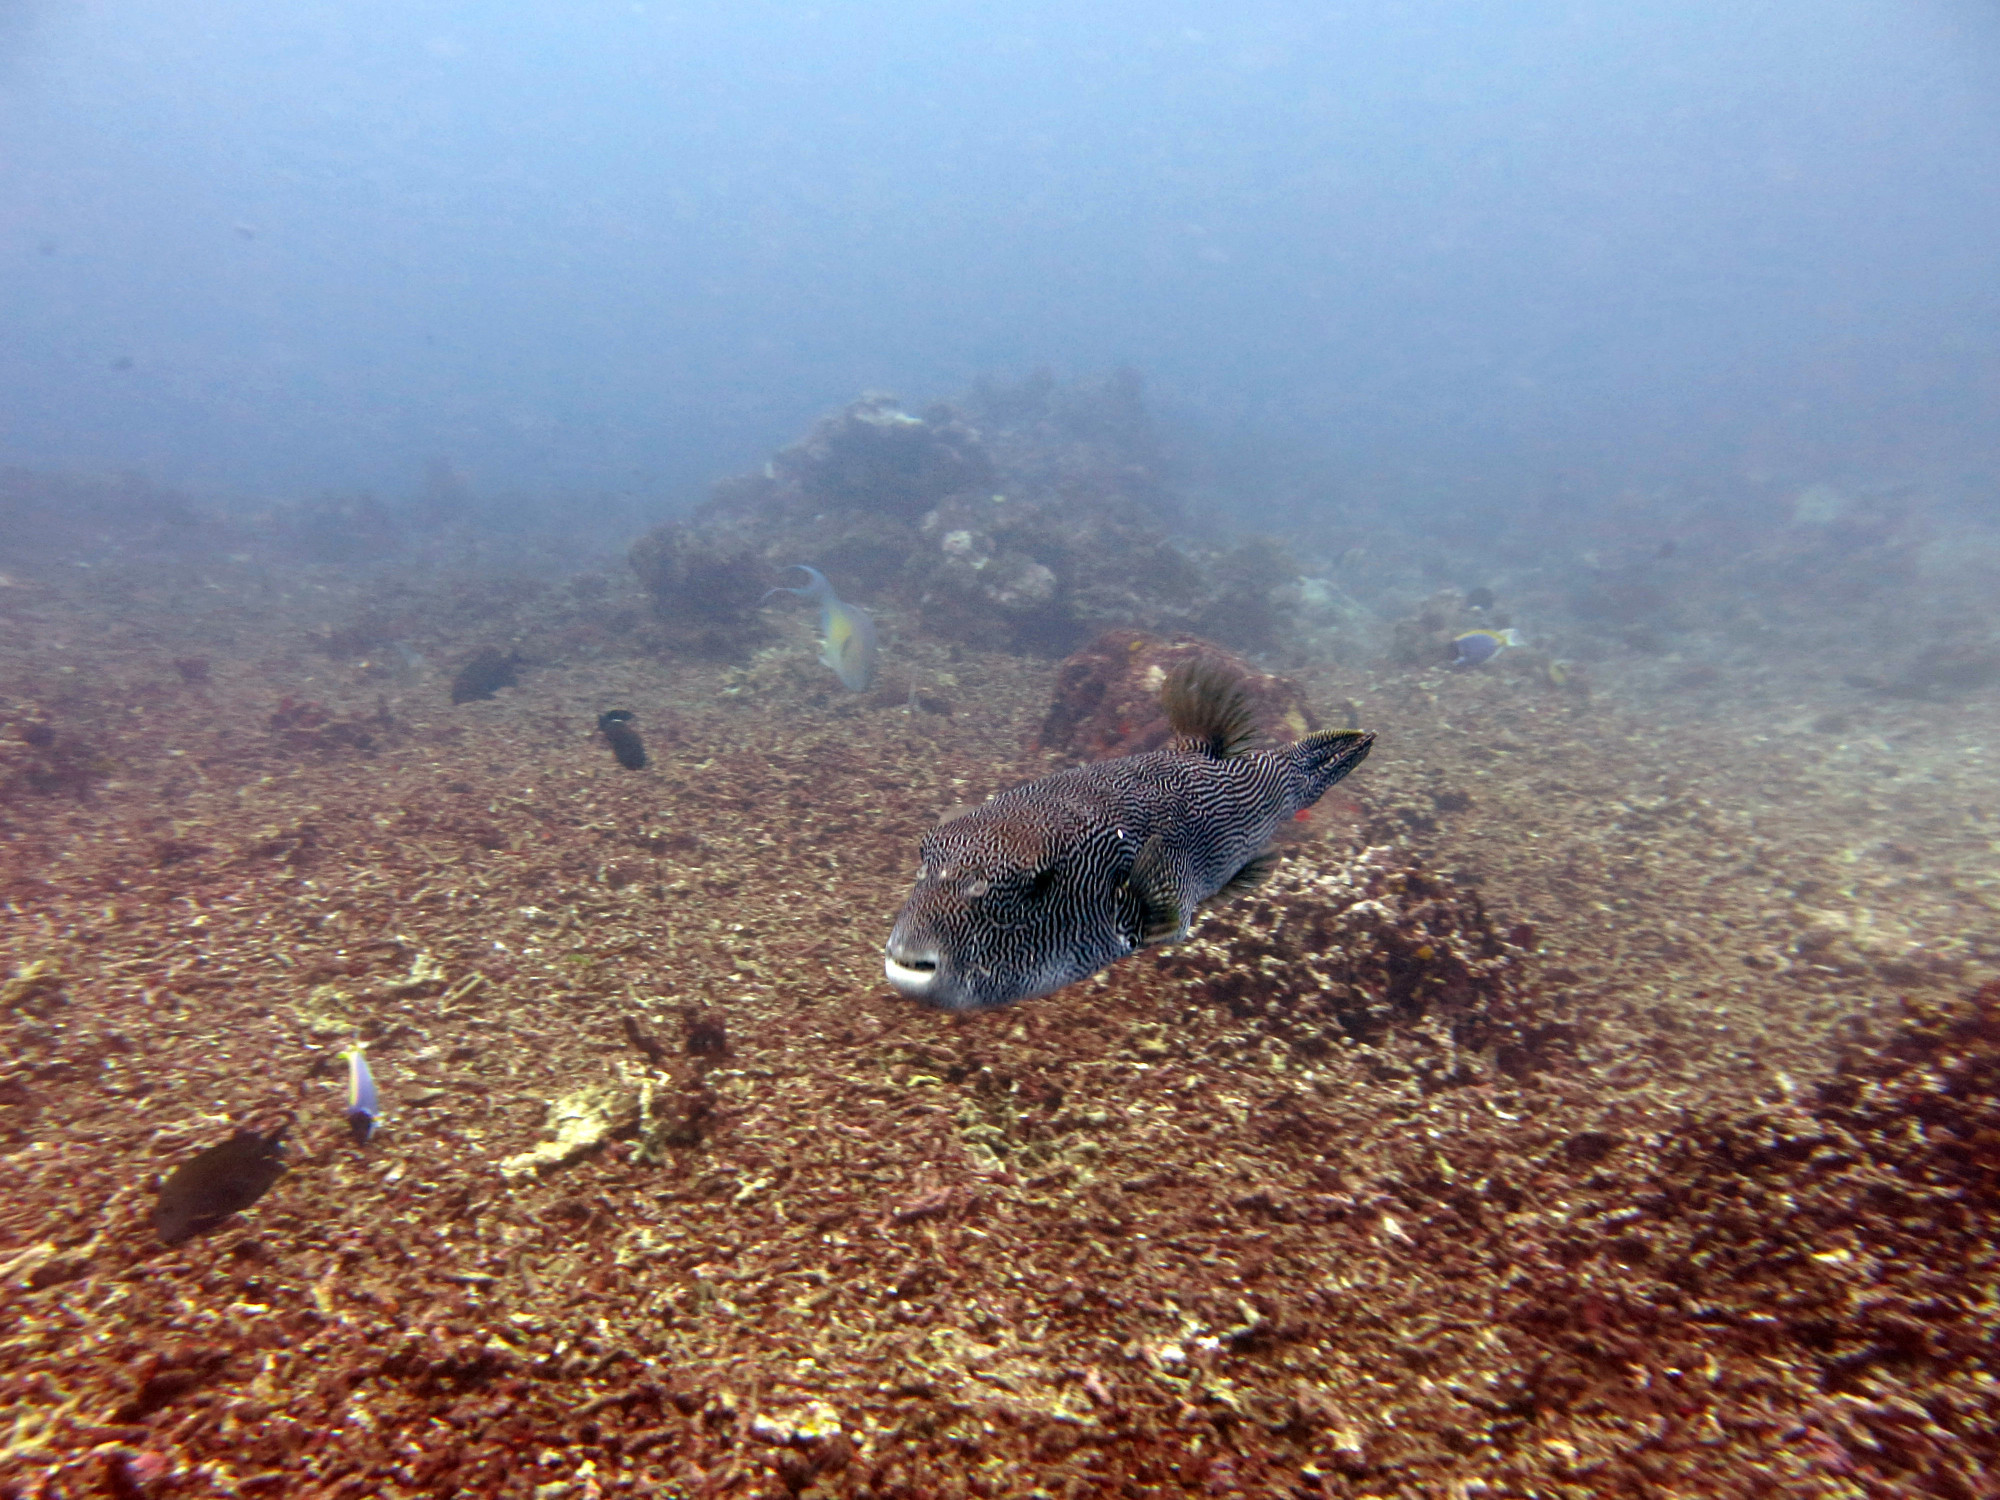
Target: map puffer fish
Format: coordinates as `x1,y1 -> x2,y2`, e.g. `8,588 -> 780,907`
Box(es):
884,662 -> 1375,1011
764,565 -> 879,691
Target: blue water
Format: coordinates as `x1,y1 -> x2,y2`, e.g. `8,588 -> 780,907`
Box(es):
3,0 -> 1996,523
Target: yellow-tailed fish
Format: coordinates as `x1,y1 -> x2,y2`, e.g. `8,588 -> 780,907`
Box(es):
764,565 -> 879,691
340,1044 -> 378,1144
1452,627 -> 1521,668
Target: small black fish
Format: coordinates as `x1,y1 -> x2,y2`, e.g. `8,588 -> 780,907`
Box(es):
598,709 -> 647,770
450,647 -> 520,705
154,1118 -> 290,1244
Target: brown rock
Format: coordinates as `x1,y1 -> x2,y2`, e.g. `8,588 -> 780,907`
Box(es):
1036,629 -> 1320,760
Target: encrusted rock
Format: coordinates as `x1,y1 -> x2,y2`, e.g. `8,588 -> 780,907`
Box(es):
750,1399 -> 844,1445
500,1084 -> 638,1178
1165,847 -> 1564,1073
627,520 -> 771,654
1,959 -> 68,1017
774,395 -> 993,521
1037,629 -> 1320,760
626,376 -> 1316,658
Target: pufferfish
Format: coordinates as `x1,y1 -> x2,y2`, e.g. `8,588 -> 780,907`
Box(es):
884,661 -> 1374,1011
763,565 -> 879,691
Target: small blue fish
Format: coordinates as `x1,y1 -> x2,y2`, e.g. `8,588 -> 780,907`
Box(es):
341,1045 -> 378,1144
763,565 -> 879,691
1452,628 -> 1521,668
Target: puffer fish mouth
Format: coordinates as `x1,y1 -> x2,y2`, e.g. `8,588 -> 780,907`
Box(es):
883,945 -> 941,998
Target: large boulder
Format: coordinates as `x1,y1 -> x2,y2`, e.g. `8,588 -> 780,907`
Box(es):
626,375 -> 1312,659
1037,629 -> 1321,760
626,519 -> 770,655
773,395 -> 994,521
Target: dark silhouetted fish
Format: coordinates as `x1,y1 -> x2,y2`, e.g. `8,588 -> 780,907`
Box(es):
153,1118 -> 290,1244
450,647 -> 520,704
884,661 -> 1374,1010
598,709 -> 647,769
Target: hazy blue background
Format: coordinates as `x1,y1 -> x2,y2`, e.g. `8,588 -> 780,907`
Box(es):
2,0 -> 1997,519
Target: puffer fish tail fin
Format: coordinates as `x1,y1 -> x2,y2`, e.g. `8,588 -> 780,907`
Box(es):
1161,660 -> 1259,759
1289,727 -> 1375,807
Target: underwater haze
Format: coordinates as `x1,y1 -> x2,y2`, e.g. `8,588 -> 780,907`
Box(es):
10,5 -> 2000,1496
2,0 -> 1998,507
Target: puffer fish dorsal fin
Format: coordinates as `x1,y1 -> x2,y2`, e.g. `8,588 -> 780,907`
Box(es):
1126,834 -> 1186,945
1161,659 -> 1259,759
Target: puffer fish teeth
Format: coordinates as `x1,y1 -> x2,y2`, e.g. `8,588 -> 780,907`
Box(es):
882,662 -> 1374,1011
883,944 -> 941,998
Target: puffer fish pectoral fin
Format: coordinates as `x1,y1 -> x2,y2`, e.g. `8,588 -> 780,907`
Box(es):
1161,660 -> 1259,759
1215,848 -> 1282,899
1127,834 -> 1186,945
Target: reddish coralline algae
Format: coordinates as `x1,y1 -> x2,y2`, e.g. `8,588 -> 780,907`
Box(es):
1,525 -> 1996,1497
1038,629 -> 1322,761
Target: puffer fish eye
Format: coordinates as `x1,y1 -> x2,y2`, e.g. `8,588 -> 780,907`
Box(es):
964,877 -> 990,897
1030,867 -> 1059,899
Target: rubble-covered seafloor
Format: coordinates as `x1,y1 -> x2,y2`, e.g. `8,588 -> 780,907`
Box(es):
2,504 -> 2000,1497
